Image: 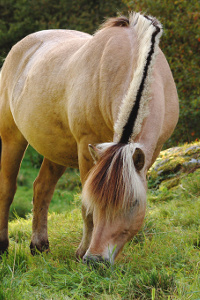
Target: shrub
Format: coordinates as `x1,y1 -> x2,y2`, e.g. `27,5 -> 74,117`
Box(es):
0,0 -> 125,65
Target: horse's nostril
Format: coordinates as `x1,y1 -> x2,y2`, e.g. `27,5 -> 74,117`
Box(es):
83,256 -> 87,264
83,255 -> 110,268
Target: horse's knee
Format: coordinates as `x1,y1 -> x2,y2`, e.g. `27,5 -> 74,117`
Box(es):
33,176 -> 43,195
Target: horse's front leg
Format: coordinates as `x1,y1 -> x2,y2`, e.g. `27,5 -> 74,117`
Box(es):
76,139 -> 94,259
76,205 -> 93,259
30,158 -> 66,254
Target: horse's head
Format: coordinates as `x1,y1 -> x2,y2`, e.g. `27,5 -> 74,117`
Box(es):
82,143 -> 147,265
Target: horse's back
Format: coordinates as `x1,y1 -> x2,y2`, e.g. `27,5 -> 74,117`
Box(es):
0,29 -> 92,166
3,29 -> 91,98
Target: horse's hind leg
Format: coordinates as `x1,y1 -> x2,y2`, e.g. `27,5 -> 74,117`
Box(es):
0,134 -> 27,255
30,158 -> 66,254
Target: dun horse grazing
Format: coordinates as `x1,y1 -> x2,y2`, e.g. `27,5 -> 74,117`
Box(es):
0,12 -> 179,265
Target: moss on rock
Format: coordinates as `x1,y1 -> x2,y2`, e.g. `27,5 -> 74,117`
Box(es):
148,141 -> 200,190
159,177 -> 181,190
157,157 -> 186,175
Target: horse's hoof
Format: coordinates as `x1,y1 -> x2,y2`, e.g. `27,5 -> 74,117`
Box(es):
76,246 -> 87,260
0,240 -> 9,258
30,240 -> 50,255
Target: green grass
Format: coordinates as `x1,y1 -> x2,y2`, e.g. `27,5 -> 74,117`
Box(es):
0,145 -> 200,299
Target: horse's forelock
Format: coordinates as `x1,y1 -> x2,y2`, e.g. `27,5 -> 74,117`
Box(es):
82,143 -> 146,220
98,16 -> 129,32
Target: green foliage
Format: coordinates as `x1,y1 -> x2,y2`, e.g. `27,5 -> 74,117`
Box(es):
122,0 -> 200,146
0,0 -> 125,65
25,146 -> 43,169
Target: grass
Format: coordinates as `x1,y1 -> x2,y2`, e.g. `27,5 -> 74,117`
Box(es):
0,144 -> 200,299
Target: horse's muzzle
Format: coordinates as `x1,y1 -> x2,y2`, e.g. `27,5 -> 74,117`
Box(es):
83,254 -> 111,268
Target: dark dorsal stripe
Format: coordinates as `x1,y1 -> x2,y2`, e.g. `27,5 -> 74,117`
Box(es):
119,19 -> 161,144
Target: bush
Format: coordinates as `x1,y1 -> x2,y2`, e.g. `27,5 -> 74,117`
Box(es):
0,0 -> 125,65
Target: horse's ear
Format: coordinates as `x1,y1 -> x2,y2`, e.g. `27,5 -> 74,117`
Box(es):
88,144 -> 101,163
133,147 -> 145,171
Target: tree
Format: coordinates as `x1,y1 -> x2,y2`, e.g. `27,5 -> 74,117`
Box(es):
0,0 -> 125,66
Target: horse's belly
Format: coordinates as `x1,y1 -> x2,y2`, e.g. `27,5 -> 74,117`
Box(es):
12,107 -> 79,167
40,137 -> 78,167
29,133 -> 78,168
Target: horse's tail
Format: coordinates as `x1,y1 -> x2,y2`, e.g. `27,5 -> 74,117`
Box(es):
114,12 -> 163,143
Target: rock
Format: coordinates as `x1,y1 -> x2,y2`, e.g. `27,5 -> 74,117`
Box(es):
148,141 -> 200,190
159,177 -> 181,189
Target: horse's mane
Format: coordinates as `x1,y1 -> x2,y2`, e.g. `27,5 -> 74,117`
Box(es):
98,16 -> 130,30
98,12 -> 163,143
83,13 -> 163,219
113,13 -> 163,143
82,143 -> 146,219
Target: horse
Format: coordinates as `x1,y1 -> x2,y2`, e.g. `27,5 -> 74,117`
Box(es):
0,12 -> 179,265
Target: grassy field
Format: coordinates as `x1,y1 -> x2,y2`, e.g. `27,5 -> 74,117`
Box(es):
0,143 -> 200,299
